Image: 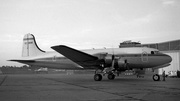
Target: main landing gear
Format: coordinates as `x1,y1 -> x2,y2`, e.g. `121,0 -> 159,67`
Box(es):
94,73 -> 116,81
107,73 -> 115,80
94,74 -> 102,81
94,69 -> 116,81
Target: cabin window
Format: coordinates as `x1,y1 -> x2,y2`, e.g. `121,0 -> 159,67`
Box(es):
151,51 -> 162,54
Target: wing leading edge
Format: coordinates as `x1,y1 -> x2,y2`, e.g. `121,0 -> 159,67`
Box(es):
51,45 -> 99,68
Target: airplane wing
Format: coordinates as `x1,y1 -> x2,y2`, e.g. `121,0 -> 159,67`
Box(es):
51,45 -> 99,68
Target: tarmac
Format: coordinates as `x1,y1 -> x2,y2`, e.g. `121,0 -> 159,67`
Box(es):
0,73 -> 180,101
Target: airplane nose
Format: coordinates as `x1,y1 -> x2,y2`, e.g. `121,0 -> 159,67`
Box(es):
163,54 -> 172,63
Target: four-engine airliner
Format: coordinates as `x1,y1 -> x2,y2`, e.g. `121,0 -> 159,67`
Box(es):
10,34 -> 172,81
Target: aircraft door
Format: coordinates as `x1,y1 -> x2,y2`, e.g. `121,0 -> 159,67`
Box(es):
141,51 -> 148,62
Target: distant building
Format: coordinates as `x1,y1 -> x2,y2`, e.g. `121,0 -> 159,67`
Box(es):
119,40 -> 141,48
0,69 -> 2,74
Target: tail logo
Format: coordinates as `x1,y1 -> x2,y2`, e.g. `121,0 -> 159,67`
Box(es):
25,42 -> 33,44
23,38 -> 34,41
24,38 -> 34,44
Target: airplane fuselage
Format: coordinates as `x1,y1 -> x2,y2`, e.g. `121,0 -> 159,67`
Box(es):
22,47 -> 171,70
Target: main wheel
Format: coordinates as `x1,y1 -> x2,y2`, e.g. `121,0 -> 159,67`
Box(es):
94,74 -> 102,81
153,74 -> 160,81
107,73 -> 115,80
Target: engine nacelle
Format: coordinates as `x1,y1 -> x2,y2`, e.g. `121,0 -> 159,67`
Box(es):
104,54 -> 113,67
116,58 -> 128,71
103,55 -> 128,71
94,53 -> 129,71
93,53 -> 113,67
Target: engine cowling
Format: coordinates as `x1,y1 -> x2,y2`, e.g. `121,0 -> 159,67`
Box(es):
103,56 -> 129,71
116,58 -> 128,71
94,53 -> 129,71
104,54 -> 113,67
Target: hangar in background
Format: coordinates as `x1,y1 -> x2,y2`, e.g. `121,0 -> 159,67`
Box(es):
119,40 -> 180,75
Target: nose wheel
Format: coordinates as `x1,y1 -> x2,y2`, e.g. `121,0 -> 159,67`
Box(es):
153,74 -> 160,81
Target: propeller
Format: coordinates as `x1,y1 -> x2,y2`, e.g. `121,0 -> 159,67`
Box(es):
110,46 -> 115,71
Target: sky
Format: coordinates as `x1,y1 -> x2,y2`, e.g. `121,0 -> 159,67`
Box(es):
0,0 -> 180,66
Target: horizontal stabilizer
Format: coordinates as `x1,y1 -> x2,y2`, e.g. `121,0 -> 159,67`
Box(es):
51,45 -> 98,63
9,60 -> 35,63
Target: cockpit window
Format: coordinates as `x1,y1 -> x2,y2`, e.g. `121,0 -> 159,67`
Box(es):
151,51 -> 154,54
151,51 -> 162,54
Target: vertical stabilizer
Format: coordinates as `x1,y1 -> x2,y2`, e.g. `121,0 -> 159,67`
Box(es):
22,34 -> 45,57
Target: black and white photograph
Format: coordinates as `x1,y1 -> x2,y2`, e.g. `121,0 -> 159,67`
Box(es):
0,0 -> 180,101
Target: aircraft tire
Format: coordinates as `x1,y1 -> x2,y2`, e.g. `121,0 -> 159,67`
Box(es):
153,74 -> 160,81
107,73 -> 115,80
94,74 -> 102,81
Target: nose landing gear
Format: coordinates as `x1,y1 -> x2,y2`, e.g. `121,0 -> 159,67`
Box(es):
153,74 -> 160,81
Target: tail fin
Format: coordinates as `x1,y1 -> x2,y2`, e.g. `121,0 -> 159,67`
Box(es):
22,34 -> 45,57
